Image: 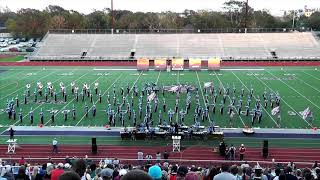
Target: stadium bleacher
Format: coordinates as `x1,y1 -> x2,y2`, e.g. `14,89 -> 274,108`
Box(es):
32,32 -> 320,60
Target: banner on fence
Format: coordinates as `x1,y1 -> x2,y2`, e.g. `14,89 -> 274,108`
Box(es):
189,58 -> 202,70
208,57 -> 221,70
137,58 -> 149,70
172,58 -> 184,70
154,58 -> 167,70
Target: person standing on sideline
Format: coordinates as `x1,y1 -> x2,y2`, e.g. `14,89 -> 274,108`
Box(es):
156,152 -> 161,163
137,150 -> 143,165
52,138 -> 58,153
9,127 -> 15,140
239,144 -> 246,161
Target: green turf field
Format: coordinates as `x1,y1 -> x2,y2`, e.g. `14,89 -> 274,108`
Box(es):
0,55 -> 24,62
0,66 -> 319,130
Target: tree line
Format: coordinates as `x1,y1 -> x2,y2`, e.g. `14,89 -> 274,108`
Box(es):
0,0 -> 320,38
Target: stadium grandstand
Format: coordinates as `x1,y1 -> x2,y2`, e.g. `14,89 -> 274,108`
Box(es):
1,0 -> 320,180
30,30 -> 320,61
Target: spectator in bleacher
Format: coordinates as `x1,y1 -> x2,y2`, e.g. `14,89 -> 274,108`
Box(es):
204,167 -> 218,180
273,168 -> 282,180
44,164 -> 54,180
176,166 -> 188,180
230,165 -> 239,178
239,144 -> 246,161
302,168 -> 313,180
252,165 -> 268,180
184,171 -> 199,180
93,168 -> 102,180
313,161 -> 319,169
51,163 -> 65,180
58,171 -> 81,180
315,168 -> 320,180
65,156 -> 71,164
148,165 -> 162,180
64,163 -> 72,171
2,165 -> 14,180
31,166 -> 42,180
241,168 -> 251,180
287,162 -> 296,170
213,164 -> 236,180
15,165 -> 30,180
100,168 -> 113,180
73,159 -> 86,180
295,169 -> 303,180
112,169 -> 120,180
168,165 -> 177,180
121,170 -> 152,180
284,166 -> 298,180
219,141 -> 226,157
113,158 -> 120,167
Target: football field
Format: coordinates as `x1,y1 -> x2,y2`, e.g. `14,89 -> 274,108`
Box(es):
0,66 -> 319,130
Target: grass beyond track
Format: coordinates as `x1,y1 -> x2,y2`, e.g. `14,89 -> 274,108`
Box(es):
0,55 -> 24,62
0,66 -> 319,130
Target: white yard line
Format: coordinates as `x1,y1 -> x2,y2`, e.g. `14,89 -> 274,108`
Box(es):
0,70 -> 56,100
252,74 -> 313,128
302,71 -> 320,81
177,71 -> 180,84
195,71 -> 211,123
214,72 -> 246,126
0,69 -> 46,90
266,70 -> 320,110
43,72 -> 96,126
231,71 -> 279,127
155,71 -> 161,84
281,69 -> 320,93
75,72 -> 141,126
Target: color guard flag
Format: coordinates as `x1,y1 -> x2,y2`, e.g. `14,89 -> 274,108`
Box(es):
147,92 -> 156,102
299,107 -> 311,120
271,106 -> 280,116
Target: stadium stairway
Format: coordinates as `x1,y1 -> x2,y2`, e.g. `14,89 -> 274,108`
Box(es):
0,145 -> 319,166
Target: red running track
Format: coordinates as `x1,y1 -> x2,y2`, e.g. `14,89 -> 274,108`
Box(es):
1,145 -> 319,166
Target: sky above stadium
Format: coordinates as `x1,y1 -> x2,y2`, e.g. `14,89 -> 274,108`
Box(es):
0,0 -> 319,16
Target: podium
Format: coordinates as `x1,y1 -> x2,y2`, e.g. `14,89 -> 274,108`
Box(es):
6,139 -> 17,154
172,136 -> 181,152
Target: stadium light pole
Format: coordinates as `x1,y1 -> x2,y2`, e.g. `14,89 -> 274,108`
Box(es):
244,0 -> 249,30
111,0 -> 115,34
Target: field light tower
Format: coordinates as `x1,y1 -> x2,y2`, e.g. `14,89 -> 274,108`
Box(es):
111,0 -> 115,33
245,0 -> 249,29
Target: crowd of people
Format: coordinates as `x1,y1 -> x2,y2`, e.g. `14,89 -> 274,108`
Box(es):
0,156 -> 319,180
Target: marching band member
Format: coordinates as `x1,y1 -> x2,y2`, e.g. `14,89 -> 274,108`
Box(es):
15,95 -> 19,107
92,104 -> 96,117
19,108 -> 23,123
72,104 -> 76,120
94,82 -> 99,95
26,83 -> 31,97
71,82 -> 75,94
40,108 -> 44,124
29,107 -> 34,124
